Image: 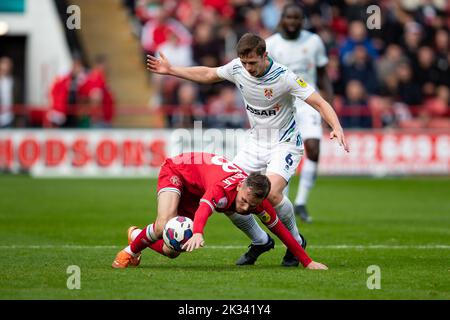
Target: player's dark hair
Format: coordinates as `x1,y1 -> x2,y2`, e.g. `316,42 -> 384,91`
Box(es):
277,3 -> 304,35
236,33 -> 266,58
244,173 -> 271,199
281,3 -> 304,19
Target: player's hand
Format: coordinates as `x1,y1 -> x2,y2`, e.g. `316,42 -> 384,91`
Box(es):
330,127 -> 349,153
182,233 -> 205,252
306,261 -> 328,270
146,52 -> 171,75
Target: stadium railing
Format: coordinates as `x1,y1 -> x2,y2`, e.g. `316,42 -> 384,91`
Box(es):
6,103 -> 449,129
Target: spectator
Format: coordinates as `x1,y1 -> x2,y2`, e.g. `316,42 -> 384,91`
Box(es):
192,22 -> 222,67
423,85 -> 450,128
302,0 -> 328,30
369,94 -> 414,129
413,0 -> 447,35
318,26 -> 340,54
81,55 -> 115,128
376,44 -> 408,84
235,7 -> 270,40
135,0 -> 165,24
171,81 -> 203,128
158,29 -> 193,67
401,21 -> 424,66
191,22 -> 225,104
415,46 -> 441,98
174,0 -> 203,30
343,0 -> 369,22
153,29 -> 194,125
329,5 -> 348,43
339,20 -> 378,65
207,86 -> 246,128
433,28 -> 449,86
373,2 -> 405,47
327,53 -> 345,96
140,6 -> 192,55
203,0 -> 234,20
48,57 -> 87,128
341,79 -> 371,128
0,57 -> 14,128
396,62 -> 423,106
261,0 -> 288,32
342,45 -> 379,94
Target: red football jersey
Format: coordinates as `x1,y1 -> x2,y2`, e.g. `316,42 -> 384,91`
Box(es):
157,152 -> 312,267
157,152 -> 246,222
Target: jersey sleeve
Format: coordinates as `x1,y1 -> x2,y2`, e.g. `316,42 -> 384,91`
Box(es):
192,185 -> 228,234
256,199 -> 313,267
285,70 -> 316,102
216,59 -> 239,84
265,36 -> 275,57
314,35 -> 329,68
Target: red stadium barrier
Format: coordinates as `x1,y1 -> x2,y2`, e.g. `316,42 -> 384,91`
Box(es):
0,128 -> 448,177
8,102 -> 450,129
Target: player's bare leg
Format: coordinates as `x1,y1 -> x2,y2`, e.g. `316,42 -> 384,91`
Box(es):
112,191 -> 181,268
294,139 -> 320,223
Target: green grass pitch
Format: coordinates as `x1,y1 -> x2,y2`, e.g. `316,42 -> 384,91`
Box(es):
0,175 -> 449,299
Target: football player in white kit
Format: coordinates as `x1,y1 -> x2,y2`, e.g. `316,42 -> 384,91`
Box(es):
266,3 -> 334,223
147,33 -> 348,268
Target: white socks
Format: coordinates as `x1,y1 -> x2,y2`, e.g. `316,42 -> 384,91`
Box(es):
228,196 -> 304,247
146,223 -> 158,241
274,196 -> 304,246
131,228 -> 141,241
295,158 -> 318,206
227,213 -> 269,245
124,246 -> 136,256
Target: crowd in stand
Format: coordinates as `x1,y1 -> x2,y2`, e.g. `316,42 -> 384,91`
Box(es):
0,54 -> 115,129
46,55 -> 115,129
1,0 -> 448,129
122,0 -> 450,129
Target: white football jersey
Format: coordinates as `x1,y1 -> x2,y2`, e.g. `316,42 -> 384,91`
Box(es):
216,58 -> 315,144
266,31 -> 328,88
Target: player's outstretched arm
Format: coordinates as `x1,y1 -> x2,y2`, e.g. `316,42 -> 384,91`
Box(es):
146,52 -> 224,84
257,200 -> 328,270
270,219 -> 328,270
305,92 -> 349,153
306,261 -> 328,270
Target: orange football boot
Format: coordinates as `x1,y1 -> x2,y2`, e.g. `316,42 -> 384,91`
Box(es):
112,250 -> 135,269
111,227 -> 142,268
127,226 -> 142,267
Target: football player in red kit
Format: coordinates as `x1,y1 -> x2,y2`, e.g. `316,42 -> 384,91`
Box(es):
112,152 -> 327,270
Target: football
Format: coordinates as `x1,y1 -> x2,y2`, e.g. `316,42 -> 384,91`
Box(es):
163,216 -> 194,252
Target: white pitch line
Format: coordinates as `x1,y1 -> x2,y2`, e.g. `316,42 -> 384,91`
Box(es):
0,244 -> 449,250
208,245 -> 450,249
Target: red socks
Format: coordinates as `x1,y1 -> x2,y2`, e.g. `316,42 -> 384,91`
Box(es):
130,225 -> 164,256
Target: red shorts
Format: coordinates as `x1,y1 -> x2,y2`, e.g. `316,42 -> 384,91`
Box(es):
157,161 -> 199,219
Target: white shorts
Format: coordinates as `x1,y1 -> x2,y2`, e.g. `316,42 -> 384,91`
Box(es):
233,132 -> 304,183
296,99 -> 323,140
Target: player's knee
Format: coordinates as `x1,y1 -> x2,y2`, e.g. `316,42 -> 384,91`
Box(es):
267,191 -> 283,207
305,140 -> 320,162
162,244 -> 181,259
306,150 -> 319,162
153,219 -> 167,238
